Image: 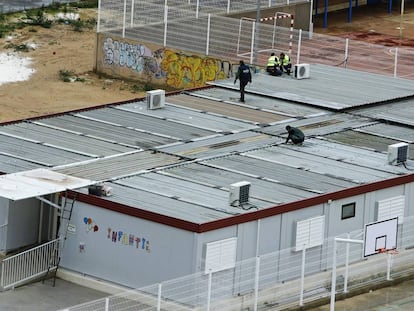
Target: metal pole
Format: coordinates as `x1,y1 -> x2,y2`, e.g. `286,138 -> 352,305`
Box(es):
344,233 -> 350,293
130,0 -> 134,27
394,47 -> 398,78
309,0 -> 314,38
206,14 -> 211,55
105,297 -> 109,311
251,21 -> 256,65
253,256 -> 261,311
255,219 -> 261,257
330,239 -> 337,311
157,283 -> 162,311
122,0 -> 127,38
253,0 -> 261,65
344,38 -> 349,68
227,0 -> 230,14
164,5 -> 168,47
196,0 -> 199,19
207,270 -> 212,311
299,246 -> 306,306
296,29 -> 302,64
399,0 -> 405,38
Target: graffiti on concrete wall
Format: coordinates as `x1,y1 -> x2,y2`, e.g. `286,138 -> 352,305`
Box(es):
102,37 -> 233,87
103,37 -> 165,79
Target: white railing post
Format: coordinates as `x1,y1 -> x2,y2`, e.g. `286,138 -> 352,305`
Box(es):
163,5 -> 168,47
253,256 -> 261,311
122,0 -> 127,38
196,0 -> 199,19
105,297 -> 109,311
251,21 -> 256,65
206,14 -> 211,55
227,0 -> 230,14
207,270 -> 212,311
299,246 -> 306,306
296,29 -> 302,64
344,38 -> 349,68
394,47 -> 398,78
344,233 -> 350,293
130,0 -> 134,27
157,283 -> 162,311
330,238 -> 337,311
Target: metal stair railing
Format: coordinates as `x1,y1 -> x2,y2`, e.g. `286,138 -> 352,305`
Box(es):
0,238 -> 60,291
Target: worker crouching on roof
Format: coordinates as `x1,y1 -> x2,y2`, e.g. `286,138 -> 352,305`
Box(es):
266,52 -> 282,76
279,52 -> 292,75
285,125 -> 305,145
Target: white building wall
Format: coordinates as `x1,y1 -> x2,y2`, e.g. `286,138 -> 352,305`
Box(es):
60,201 -> 196,289
7,198 -> 39,252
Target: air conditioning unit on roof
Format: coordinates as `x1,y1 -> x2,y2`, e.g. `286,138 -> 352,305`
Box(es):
229,181 -> 251,207
294,63 -> 310,80
388,142 -> 409,165
146,89 -> 165,110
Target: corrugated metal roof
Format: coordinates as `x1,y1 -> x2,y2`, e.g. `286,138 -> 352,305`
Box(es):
116,101 -> 260,133
54,150 -> 184,182
349,98 -> 414,126
159,131 -> 276,159
0,154 -> 43,174
0,122 -> 138,157
164,93 -> 289,125
209,64 -> 414,110
73,107 -> 219,140
33,114 -> 179,148
0,133 -> 91,167
2,62 -> 414,227
190,88 -> 327,118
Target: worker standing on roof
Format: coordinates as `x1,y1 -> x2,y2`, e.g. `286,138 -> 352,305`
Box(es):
234,60 -> 252,103
285,125 -> 305,145
266,52 -> 282,76
279,52 -> 292,75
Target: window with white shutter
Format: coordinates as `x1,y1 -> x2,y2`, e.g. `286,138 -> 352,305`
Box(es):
295,216 -> 325,251
204,237 -> 237,274
376,195 -> 404,224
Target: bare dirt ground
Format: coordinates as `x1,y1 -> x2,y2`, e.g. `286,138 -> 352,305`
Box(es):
0,4 -> 413,123
0,8 -> 145,123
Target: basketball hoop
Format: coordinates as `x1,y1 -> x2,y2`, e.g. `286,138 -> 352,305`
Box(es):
378,248 -> 399,255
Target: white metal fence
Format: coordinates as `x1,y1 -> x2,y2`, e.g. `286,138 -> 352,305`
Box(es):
0,238 -> 60,291
61,215 -> 414,311
98,0 -> 414,80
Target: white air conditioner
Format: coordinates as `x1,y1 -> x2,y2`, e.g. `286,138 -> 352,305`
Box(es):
88,184 -> 113,197
388,142 -> 409,165
294,63 -> 310,80
146,89 -> 165,110
229,181 -> 251,207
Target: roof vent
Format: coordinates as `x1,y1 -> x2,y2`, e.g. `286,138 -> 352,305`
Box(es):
146,89 -> 165,110
229,181 -> 251,207
387,142 -> 409,165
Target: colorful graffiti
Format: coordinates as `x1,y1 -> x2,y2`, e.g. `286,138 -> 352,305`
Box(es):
107,227 -> 150,253
102,37 -> 233,88
102,37 -> 165,79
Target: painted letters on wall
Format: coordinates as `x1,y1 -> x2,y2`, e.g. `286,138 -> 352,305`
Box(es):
102,37 -> 232,89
